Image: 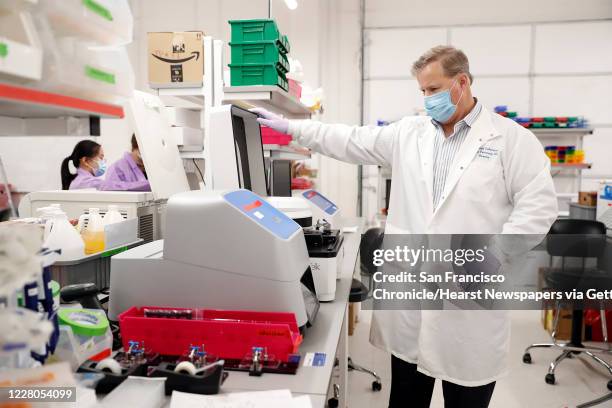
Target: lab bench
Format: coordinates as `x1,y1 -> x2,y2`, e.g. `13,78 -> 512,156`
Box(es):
217,216 -> 364,406
98,217 -> 364,407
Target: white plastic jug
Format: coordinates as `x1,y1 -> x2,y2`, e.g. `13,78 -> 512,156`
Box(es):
78,208 -> 105,255
103,205 -> 124,226
44,210 -> 85,261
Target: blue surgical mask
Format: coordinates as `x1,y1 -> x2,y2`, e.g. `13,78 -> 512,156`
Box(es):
94,159 -> 107,177
424,80 -> 463,123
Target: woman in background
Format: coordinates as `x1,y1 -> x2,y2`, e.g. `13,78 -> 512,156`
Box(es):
60,140 -> 106,190
101,134 -> 150,191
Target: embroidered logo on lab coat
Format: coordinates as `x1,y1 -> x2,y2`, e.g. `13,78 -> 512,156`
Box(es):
477,146 -> 499,160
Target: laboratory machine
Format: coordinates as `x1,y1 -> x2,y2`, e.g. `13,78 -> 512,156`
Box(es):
108,189 -> 319,329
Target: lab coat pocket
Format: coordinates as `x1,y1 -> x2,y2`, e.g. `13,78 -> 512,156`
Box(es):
456,158 -> 503,203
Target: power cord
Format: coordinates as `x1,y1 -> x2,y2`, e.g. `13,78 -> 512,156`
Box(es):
193,159 -> 205,186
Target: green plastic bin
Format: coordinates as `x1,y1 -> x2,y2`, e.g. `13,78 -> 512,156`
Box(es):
229,19 -> 290,54
543,116 -> 556,122
230,41 -> 289,73
280,34 -> 290,54
229,63 -> 288,91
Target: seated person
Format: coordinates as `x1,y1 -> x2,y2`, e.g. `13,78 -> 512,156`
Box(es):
100,134 -> 151,191
61,140 -> 105,190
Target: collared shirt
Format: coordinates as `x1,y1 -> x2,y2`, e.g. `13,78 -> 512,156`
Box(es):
431,99 -> 482,209
69,167 -> 103,190
101,152 -> 151,191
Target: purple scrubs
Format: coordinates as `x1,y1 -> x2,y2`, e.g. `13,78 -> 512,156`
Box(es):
69,168 -> 103,190
100,152 -> 151,191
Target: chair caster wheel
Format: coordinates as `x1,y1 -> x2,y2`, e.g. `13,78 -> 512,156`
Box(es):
607,380 -> 612,391
522,353 -> 532,364
545,373 -> 555,385
372,381 -> 382,391
328,397 -> 338,408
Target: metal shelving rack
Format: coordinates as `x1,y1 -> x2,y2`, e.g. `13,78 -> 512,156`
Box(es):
154,36 -> 217,187
263,144 -> 311,160
0,82 -> 124,136
532,127 -> 593,215
223,85 -> 312,119
224,86 -> 313,160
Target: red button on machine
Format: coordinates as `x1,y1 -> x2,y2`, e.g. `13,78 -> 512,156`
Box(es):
243,200 -> 263,211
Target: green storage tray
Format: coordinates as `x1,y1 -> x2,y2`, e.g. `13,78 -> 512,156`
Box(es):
280,34 -> 290,54
543,122 -> 556,128
543,116 -> 556,122
229,19 -> 289,54
230,41 -> 289,73
531,122 -> 544,128
229,63 -> 288,91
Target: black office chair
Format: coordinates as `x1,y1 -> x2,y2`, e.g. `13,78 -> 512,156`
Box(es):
348,228 -> 385,390
522,219 -> 612,406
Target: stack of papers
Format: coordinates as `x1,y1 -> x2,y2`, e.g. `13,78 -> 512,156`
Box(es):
170,389 -> 313,408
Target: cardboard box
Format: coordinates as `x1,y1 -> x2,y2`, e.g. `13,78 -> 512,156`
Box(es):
541,307 -> 575,341
148,31 -> 204,88
160,107 -> 201,128
579,191 -> 597,207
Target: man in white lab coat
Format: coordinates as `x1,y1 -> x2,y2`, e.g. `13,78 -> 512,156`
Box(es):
254,45 -> 558,407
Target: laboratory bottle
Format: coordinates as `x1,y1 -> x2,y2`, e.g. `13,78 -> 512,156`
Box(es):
44,210 -> 85,260
80,208 -> 105,254
103,205 -> 124,225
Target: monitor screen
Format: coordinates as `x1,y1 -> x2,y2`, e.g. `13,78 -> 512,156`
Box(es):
271,160 -> 292,197
230,106 -> 268,197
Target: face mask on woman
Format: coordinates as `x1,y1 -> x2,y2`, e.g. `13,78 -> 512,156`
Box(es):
94,159 -> 107,177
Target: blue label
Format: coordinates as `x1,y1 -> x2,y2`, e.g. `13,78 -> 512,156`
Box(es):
224,190 -> 300,240
312,352 -> 326,366
602,185 -> 612,200
302,190 -> 338,216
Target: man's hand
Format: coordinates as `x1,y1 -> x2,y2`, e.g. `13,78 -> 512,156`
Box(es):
250,108 -> 290,135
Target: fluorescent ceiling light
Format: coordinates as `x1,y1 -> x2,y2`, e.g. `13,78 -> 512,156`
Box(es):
284,0 -> 298,10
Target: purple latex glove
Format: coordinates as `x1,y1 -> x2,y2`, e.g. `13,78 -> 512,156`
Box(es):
250,107 -> 290,134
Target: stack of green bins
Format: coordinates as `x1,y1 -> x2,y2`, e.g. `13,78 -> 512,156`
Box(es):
228,19 -> 291,91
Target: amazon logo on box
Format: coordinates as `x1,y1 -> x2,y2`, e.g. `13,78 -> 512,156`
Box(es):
148,31 -> 205,89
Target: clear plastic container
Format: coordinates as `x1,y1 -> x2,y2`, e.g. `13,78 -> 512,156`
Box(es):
102,205 -> 124,226
0,10 -> 42,81
44,210 -> 85,261
33,15 -> 134,102
79,208 -> 105,254
38,0 -> 133,46
51,308 -> 112,370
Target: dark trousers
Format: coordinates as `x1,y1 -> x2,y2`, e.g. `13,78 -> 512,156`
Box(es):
389,356 -> 496,408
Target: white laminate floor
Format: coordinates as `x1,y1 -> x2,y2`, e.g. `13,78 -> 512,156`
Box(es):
346,310 -> 612,408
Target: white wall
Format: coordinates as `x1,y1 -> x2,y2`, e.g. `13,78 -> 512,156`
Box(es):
362,0 -> 612,221
365,0 -> 612,27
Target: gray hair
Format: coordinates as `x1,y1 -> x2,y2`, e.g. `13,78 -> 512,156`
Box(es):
411,45 -> 473,84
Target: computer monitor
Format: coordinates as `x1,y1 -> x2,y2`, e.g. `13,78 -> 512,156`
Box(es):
208,104 -> 268,197
271,159 -> 292,197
